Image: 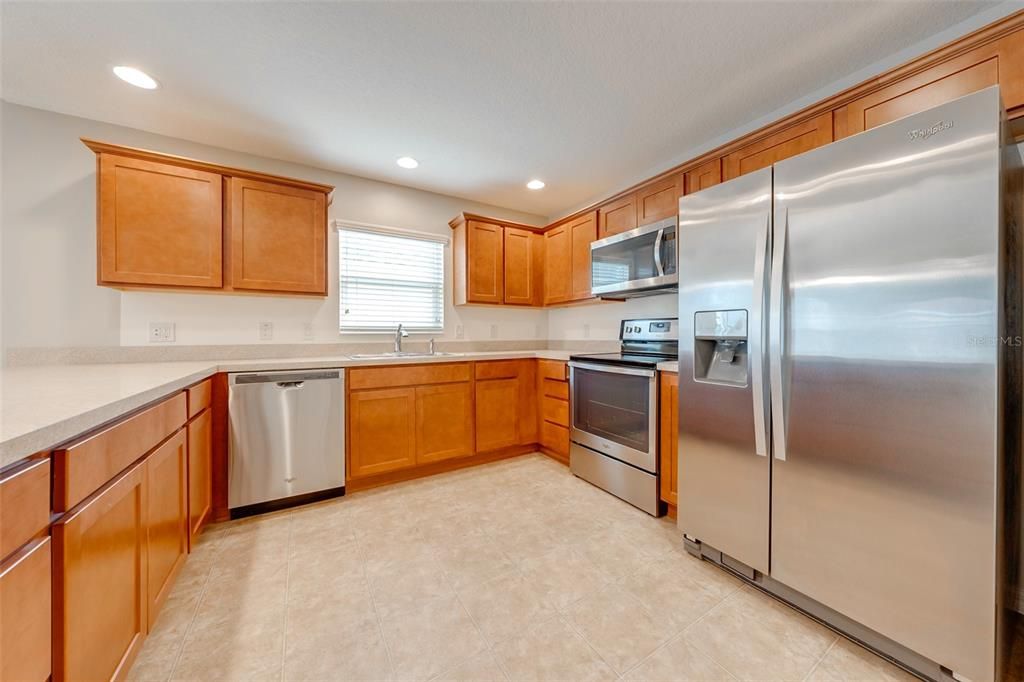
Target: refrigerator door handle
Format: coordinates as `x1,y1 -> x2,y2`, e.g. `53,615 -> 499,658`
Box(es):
750,214 -> 771,457
769,206 -> 788,460
653,229 -> 665,277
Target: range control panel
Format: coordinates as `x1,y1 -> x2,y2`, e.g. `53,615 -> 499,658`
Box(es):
620,318 -> 678,342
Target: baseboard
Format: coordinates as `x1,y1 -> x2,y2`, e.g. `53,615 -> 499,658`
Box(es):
538,446 -> 569,466
345,444 -> 537,493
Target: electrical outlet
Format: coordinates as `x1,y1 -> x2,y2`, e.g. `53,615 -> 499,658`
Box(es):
583,323 -> 591,339
149,322 -> 175,343
489,324 -> 498,339
455,324 -> 465,339
259,321 -> 274,341
302,322 -> 315,341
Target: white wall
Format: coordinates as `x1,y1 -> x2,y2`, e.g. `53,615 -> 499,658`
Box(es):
547,295 -> 675,341
1,102 -> 549,349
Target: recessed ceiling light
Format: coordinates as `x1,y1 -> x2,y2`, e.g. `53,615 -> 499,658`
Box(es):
527,179 -> 545,190
112,66 -> 158,90
396,156 -> 419,169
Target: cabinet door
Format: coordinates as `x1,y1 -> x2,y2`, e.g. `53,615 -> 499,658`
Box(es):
659,372 -> 679,508
543,225 -> 572,305
635,176 -> 681,225
146,429 -> 188,628
98,153 -> 223,288
598,195 -> 637,238
0,538 -> 51,682
503,227 -> 542,306
684,158 -> 722,195
226,177 -> 327,294
349,388 -> 417,478
569,212 -> 597,301
723,112 -> 833,180
187,409 -> 212,546
466,220 -> 505,304
475,378 -> 520,452
53,461 -> 147,682
416,383 -> 473,464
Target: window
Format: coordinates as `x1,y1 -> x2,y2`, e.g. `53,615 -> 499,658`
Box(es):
338,223 -> 445,332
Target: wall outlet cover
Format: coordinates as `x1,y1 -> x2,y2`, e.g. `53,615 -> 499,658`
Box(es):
302,322 -> 315,340
489,324 -> 498,339
259,321 -> 274,341
455,324 -> 465,339
583,323 -> 591,339
149,322 -> 175,343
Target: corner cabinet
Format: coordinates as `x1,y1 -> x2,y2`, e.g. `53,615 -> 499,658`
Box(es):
84,139 -> 332,297
544,211 -> 597,306
659,371 -> 679,511
450,214 -> 544,306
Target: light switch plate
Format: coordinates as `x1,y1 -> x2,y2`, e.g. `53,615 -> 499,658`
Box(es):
583,323 -> 591,339
259,321 -> 274,341
149,322 -> 175,343
490,324 -> 498,339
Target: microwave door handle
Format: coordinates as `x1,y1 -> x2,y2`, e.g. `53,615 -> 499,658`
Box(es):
653,229 -> 665,277
750,214 -> 771,457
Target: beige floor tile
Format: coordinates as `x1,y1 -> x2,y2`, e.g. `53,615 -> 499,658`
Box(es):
492,616 -> 617,682
379,594 -> 488,681
367,552 -> 455,618
434,534 -> 518,590
171,609 -> 284,682
564,584 -> 673,675
685,587 -> 837,681
573,525 -> 657,581
127,589 -> 203,680
433,650 -> 508,682
624,632 -> 735,681
807,637 -> 917,682
619,555 -> 741,631
284,621 -> 393,681
286,583 -> 379,638
456,570 -> 558,645
518,546 -> 612,612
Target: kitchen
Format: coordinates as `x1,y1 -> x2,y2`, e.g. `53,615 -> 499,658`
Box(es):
2,2 -> 1024,682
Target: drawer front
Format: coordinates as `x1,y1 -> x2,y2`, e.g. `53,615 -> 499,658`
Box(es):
187,379 -> 212,418
540,421 -> 569,456
54,392 -> 187,512
0,537 -> 51,682
474,360 -> 522,380
0,457 -> 50,560
542,396 -> 569,427
542,378 -> 569,401
538,360 -> 567,382
349,363 -> 471,390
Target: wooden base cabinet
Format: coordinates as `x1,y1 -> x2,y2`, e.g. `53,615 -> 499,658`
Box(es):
416,383 -> 474,464
187,408 -> 212,545
475,378 -> 520,452
659,372 -> 679,509
0,537 -> 51,682
53,461 -> 148,682
145,430 -> 188,629
349,387 -> 418,478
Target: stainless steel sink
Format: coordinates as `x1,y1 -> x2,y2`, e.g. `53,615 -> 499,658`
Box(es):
348,351 -> 463,360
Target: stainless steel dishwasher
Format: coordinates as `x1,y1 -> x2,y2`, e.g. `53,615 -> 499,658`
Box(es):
228,369 -> 345,517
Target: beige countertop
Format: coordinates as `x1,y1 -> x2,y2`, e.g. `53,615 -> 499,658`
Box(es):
657,361 -> 678,372
0,350 -> 576,469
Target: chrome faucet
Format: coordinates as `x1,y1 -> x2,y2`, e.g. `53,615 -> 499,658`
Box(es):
428,337 -> 436,355
394,324 -> 409,353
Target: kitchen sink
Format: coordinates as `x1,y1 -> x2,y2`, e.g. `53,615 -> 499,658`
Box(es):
348,351 -> 463,359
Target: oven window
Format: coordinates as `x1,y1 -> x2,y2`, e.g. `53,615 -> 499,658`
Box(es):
572,367 -> 651,453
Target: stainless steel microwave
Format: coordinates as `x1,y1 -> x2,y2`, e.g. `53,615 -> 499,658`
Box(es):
590,216 -> 678,298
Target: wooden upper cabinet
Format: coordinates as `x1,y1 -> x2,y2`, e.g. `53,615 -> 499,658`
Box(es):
543,224 -> 572,305
97,153 -> 223,288
723,112 -> 833,180
503,227 -> 542,306
684,158 -> 723,195
465,220 -> 505,304
226,177 -> 327,294
598,194 -> 637,239
635,175 -> 681,225
570,212 -> 597,301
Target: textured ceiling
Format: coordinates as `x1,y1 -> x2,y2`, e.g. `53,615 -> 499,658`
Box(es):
0,1 -> 1003,217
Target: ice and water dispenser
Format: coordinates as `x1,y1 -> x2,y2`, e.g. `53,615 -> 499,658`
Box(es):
693,310 -> 748,386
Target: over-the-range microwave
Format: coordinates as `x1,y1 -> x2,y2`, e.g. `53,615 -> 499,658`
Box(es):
590,216 -> 678,298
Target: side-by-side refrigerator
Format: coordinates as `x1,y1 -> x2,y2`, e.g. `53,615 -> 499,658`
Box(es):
677,85 -> 1019,682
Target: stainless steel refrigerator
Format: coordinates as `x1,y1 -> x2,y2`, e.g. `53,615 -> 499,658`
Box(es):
677,86 -> 1019,682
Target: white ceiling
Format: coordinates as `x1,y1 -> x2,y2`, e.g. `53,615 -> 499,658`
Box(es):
0,1 -> 1003,218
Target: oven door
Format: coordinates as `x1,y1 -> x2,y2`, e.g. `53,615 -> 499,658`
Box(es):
590,218 -> 678,297
568,362 -> 657,473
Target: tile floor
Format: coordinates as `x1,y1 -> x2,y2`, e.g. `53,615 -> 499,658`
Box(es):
128,453 -> 917,682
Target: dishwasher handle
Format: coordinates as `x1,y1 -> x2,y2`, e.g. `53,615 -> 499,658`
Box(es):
276,381 -> 305,389
231,370 -> 341,386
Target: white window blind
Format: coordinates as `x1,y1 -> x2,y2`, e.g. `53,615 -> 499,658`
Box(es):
338,225 -> 445,332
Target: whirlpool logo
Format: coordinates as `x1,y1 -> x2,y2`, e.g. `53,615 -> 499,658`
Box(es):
907,120 -> 953,141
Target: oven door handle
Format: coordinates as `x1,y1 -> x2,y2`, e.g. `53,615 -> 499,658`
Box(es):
568,361 -> 656,378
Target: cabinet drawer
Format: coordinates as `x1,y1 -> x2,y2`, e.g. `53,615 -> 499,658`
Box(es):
540,421 -> 569,456
542,396 -> 569,427
349,363 -> 471,390
538,360 -> 567,382
542,378 -> 569,401
187,379 -> 212,418
474,360 -> 522,380
54,392 -> 187,512
0,537 -> 51,682
0,458 -> 50,560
